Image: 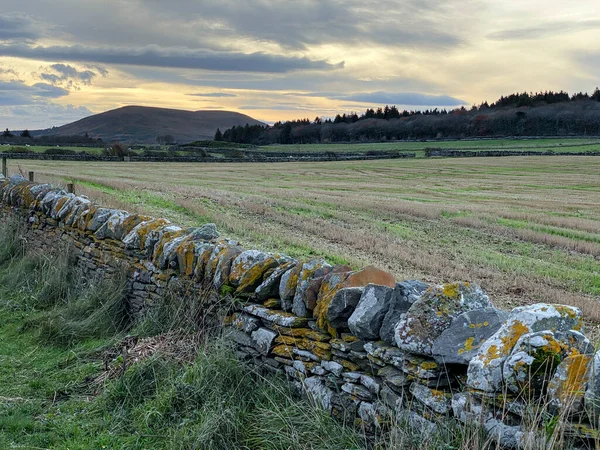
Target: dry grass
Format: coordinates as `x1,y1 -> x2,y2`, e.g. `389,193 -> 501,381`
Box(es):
16,156 -> 600,327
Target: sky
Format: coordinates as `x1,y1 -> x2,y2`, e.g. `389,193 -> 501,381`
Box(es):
0,0 -> 599,129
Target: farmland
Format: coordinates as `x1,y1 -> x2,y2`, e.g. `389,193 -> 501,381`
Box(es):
17,155 -> 600,325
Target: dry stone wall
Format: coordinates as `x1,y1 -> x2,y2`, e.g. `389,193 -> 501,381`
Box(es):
1,172 -> 599,449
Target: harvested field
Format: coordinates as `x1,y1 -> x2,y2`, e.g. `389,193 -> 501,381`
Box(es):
18,156 -> 600,325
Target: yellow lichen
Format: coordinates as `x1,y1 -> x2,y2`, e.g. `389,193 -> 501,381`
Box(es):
458,337 -> 476,355
442,282 -> 460,299
420,361 -> 438,370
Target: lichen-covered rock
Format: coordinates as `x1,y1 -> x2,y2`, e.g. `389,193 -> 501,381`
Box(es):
233,252 -> 290,294
243,304 -> 308,327
548,354 -> 592,415
39,190 -> 67,217
327,287 -> 364,329
251,328 -> 277,355
227,312 -> 260,334
467,303 -> 583,393
190,223 -> 219,241
314,265 -> 395,336
380,280 -> 429,345
123,218 -> 171,251
503,330 -> 593,394
432,308 -> 508,365
279,264 -> 303,312
151,225 -> 186,265
303,376 -> 333,411
410,383 -> 452,415
305,265 -> 349,311
255,261 -> 296,301
212,245 -> 243,288
94,210 -> 129,239
95,211 -> 149,241
364,341 -> 406,368
292,259 -> 332,317
348,284 -> 394,340
395,282 -> 492,356
585,350 -> 600,420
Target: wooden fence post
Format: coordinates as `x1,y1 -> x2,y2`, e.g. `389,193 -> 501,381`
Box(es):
1,157 -> 6,177
67,183 -> 74,194
28,171 -> 34,182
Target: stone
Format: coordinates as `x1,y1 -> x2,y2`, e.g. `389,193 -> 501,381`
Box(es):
348,284 -> 394,340
255,261 -> 296,301
432,308 -> 508,366
315,265 -> 395,336
251,328 -> 278,355
151,225 -> 186,264
242,304 -> 308,328
321,360 -> 344,377
410,383 -> 452,415
395,282 -> 493,356
467,303 -> 583,393
190,223 -> 219,241
303,376 -> 333,411
341,382 -> 373,401
585,350 -> 600,421
363,341 -> 405,368
86,207 -> 114,232
279,264 -> 302,311
292,259 -> 332,317
548,354 -> 592,415
123,218 -> 171,251
377,366 -> 410,390
305,265 -> 350,311
503,330 -> 593,395
228,313 -> 261,334
211,245 -> 243,288
360,374 -> 381,394
327,287 -> 364,329
380,280 -> 429,345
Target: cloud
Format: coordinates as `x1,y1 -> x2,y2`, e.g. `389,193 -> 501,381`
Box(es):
0,80 -> 69,106
188,92 -> 237,97
286,91 -> 465,106
0,103 -> 93,129
141,0 -> 467,50
239,105 -> 316,111
488,19 -> 600,41
0,13 -> 42,42
0,43 -> 344,73
38,63 -> 106,89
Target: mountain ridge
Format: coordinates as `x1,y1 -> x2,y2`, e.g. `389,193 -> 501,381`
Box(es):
33,105 -> 264,143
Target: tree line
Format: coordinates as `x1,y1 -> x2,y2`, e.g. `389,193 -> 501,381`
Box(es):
217,88 -> 600,144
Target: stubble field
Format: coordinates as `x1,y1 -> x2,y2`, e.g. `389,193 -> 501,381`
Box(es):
16,156 -> 600,325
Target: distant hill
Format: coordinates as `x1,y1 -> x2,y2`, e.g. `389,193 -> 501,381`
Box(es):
33,106 -> 264,143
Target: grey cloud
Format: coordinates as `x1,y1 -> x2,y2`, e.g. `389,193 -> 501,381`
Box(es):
39,63 -> 102,89
488,19 -> 600,41
0,80 -> 68,106
0,13 -> 42,42
188,92 -> 237,97
142,0 -> 467,50
0,103 -> 92,129
0,43 -> 343,73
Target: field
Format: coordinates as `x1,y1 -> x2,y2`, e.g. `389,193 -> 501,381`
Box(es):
16,155 -> 600,325
3,137 -> 600,159
257,137 -> 600,155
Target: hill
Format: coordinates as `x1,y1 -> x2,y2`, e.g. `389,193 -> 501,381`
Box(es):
33,106 -> 264,143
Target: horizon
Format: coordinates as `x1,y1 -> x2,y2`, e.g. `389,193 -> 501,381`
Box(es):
1,1 -> 599,129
